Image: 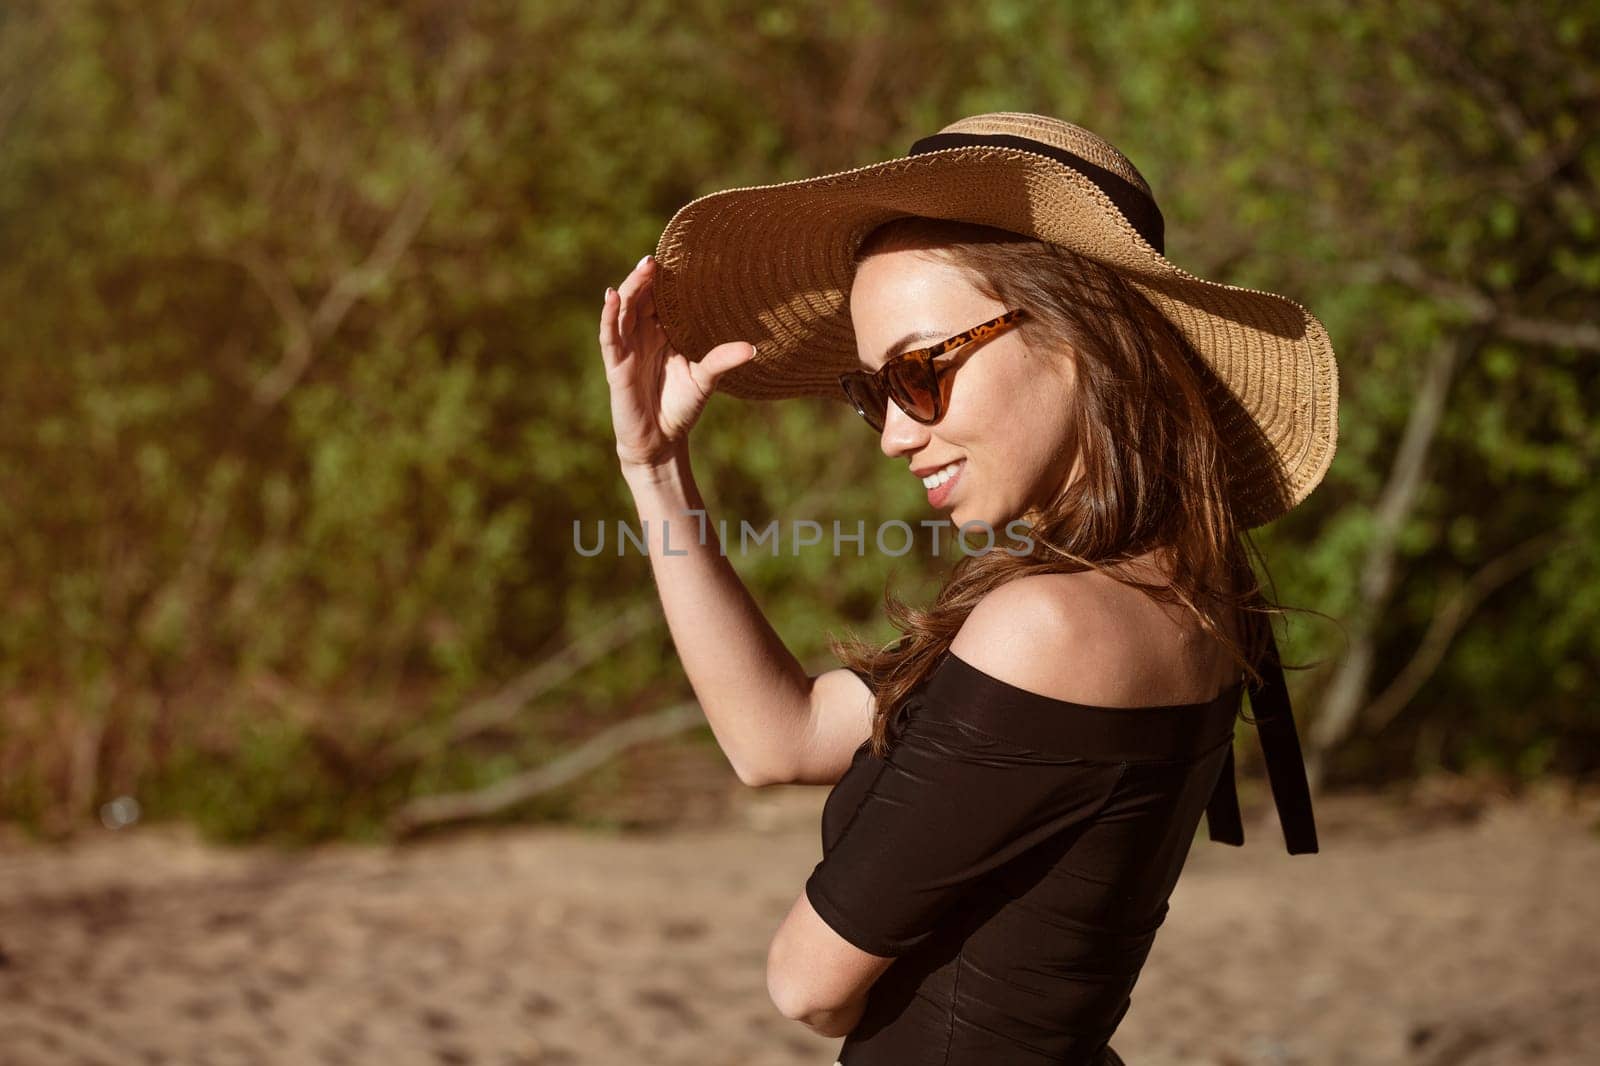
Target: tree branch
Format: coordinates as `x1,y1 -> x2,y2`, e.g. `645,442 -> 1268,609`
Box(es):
244,146 -> 461,419
1306,331 -> 1475,790
1365,530 -> 1569,733
375,599 -> 664,770
1384,257 -> 1600,353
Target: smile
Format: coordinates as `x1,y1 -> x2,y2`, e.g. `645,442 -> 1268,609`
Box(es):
919,460 -> 964,489
924,460 -> 965,507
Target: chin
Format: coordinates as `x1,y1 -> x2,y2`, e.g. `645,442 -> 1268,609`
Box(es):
951,505 -> 998,541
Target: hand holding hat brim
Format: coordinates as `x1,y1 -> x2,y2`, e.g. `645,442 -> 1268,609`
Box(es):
599,256 -> 757,472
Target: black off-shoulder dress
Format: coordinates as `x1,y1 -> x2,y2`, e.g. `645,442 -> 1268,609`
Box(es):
806,630 -> 1317,1065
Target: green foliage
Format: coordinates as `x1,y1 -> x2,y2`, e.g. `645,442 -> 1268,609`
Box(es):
2,0 -> 1596,838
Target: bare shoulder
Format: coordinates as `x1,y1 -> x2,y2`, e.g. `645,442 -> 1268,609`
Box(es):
949,571 -> 1235,708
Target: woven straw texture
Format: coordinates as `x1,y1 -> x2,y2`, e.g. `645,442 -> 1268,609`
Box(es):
651,112 -> 1338,528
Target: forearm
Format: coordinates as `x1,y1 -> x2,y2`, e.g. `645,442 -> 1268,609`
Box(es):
620,445 -> 811,786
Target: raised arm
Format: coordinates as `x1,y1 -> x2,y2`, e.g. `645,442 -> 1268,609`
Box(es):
599,255 -> 871,786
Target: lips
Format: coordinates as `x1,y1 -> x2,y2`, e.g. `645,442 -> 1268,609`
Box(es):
926,459 -> 965,507
913,461 -> 958,478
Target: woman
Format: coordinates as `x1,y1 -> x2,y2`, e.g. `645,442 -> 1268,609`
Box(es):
596,113 -> 1335,1065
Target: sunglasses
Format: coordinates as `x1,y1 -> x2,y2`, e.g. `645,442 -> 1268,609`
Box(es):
837,309 -> 1028,433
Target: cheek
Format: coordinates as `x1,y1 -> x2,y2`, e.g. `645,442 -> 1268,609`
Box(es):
951,359 -> 1027,425
1013,379 -> 1075,462
1004,363 -> 1055,418
945,359 -> 1068,471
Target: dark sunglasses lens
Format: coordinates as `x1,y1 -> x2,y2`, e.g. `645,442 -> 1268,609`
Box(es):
886,361 -> 939,422
842,376 -> 885,431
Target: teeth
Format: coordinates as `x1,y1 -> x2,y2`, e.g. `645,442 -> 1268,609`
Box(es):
921,460 -> 963,489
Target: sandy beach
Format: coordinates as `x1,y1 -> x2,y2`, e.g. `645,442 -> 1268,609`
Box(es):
2,768 -> 1597,1066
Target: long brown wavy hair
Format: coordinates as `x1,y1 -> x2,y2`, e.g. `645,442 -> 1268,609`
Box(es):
829,216 -> 1294,759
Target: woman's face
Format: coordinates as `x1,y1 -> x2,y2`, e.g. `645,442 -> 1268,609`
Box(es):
849,248 -> 1082,531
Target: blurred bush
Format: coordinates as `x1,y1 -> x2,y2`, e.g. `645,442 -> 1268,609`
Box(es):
0,0 -> 1594,839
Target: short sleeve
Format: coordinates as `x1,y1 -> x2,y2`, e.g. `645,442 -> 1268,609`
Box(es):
804,675 -> 1128,957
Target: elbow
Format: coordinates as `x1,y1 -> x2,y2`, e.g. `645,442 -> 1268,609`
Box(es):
765,933 -> 817,1022
766,932 -> 801,1017
766,970 -> 809,1024
767,938 -> 857,1036
799,1007 -> 860,1039
768,977 -> 851,1036
735,756 -> 789,788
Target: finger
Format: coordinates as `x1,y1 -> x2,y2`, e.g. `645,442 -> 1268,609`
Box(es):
690,340 -> 759,393
616,254 -> 655,341
598,287 -> 623,373
638,272 -> 665,340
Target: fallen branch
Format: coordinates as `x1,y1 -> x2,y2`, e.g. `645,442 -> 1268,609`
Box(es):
452,602 -> 659,746
369,601 -> 663,776
391,464 -> 874,765
380,448 -> 876,787
388,700 -> 706,837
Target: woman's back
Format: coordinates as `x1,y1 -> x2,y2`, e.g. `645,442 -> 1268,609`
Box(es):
809,585 -> 1248,1064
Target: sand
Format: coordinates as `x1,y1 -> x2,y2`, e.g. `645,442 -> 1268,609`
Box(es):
2,773 -> 1597,1066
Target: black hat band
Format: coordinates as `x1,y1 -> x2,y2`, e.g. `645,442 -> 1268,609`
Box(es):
907,132 -> 1166,255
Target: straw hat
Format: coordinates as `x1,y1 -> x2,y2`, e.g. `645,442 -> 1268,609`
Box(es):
650,112 -> 1338,528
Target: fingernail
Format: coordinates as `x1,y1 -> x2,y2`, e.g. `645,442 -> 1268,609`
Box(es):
636,254 -> 650,269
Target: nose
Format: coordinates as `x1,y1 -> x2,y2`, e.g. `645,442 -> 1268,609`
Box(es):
878,397 -> 931,460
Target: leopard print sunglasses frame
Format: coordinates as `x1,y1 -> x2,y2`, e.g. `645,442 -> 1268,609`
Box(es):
837,308 -> 1028,433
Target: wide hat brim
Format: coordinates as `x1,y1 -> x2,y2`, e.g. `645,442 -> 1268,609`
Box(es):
650,129 -> 1338,529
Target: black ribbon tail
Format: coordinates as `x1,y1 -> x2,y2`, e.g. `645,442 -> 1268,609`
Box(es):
1205,625 -> 1320,855
1205,743 -> 1245,846
1252,627 -> 1320,854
